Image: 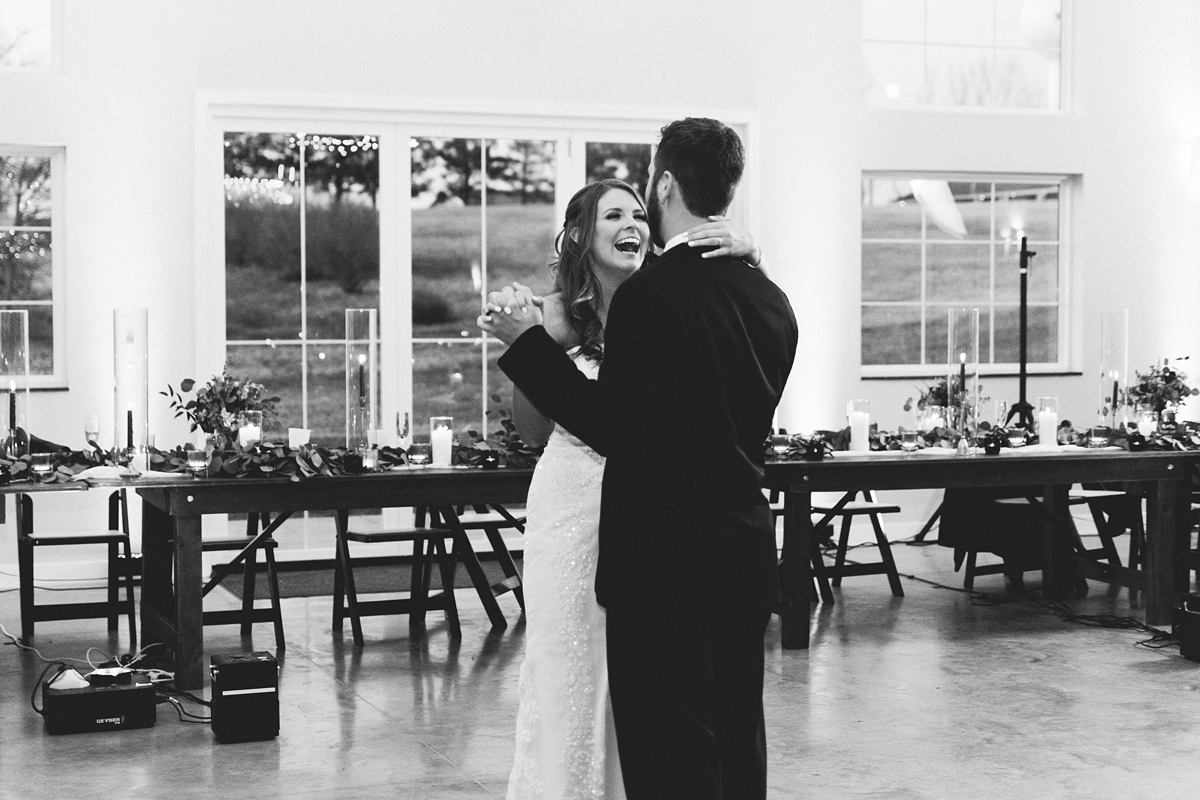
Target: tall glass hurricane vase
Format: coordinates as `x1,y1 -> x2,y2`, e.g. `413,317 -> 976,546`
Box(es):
113,308 -> 149,455
947,307 -> 980,453
0,310 -> 30,458
1099,309 -> 1129,429
345,309 -> 378,451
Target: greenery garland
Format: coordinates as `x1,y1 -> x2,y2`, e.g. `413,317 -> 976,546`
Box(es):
764,419 -> 1200,460
0,411 -> 543,485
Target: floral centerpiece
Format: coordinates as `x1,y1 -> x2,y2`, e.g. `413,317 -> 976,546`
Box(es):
454,397 -> 543,468
162,371 -> 280,444
904,377 -> 952,414
1125,357 -> 1199,414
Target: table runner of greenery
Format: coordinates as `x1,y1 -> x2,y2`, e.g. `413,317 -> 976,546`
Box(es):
0,417 -> 541,485
765,419 -> 1200,461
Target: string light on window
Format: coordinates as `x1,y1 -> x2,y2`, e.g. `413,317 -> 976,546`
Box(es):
222,175 -> 295,206
1,231 -> 51,258
299,135 -> 379,153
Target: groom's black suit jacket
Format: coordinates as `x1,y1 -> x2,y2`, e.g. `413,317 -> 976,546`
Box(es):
499,243 -> 798,613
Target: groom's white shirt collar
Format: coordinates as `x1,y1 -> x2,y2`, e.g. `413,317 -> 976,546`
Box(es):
662,231 -> 689,253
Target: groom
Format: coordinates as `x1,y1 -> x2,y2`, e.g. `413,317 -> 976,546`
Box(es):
493,117 -> 797,800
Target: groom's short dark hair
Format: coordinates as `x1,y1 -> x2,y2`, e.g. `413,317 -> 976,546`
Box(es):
653,118 -> 744,217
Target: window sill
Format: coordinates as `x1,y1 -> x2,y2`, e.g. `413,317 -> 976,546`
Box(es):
863,370 -> 1083,380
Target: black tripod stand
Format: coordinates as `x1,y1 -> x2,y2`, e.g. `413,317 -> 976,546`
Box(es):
914,237 -> 1037,544
1004,235 -> 1036,430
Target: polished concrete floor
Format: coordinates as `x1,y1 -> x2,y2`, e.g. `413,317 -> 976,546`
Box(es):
3,537 -> 1200,800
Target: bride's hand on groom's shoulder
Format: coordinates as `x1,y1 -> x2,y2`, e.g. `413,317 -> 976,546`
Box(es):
685,215 -> 762,267
477,282 -> 544,344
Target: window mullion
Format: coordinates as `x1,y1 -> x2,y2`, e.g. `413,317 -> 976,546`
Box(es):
298,134 -> 309,431
480,138 -> 489,434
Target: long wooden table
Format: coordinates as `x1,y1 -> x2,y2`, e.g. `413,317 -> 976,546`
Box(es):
763,449 -> 1200,650
130,467 -> 534,689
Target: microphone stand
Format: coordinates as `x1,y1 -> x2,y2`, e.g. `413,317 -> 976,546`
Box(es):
1005,236 -> 1036,430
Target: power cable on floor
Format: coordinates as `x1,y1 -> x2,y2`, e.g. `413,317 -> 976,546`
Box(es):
834,556 -> 1180,653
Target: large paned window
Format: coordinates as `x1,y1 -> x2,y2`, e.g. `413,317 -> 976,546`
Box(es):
861,174 -> 1066,374
862,0 -> 1064,110
0,147 -> 60,382
224,132 -> 380,444
209,107 -> 743,452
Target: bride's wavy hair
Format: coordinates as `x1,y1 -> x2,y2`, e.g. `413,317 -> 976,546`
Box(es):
549,179 -> 646,363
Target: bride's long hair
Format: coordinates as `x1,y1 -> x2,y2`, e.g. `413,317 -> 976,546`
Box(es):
550,179 -> 646,363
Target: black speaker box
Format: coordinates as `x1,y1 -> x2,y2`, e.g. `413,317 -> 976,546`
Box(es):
210,652 -> 279,743
42,673 -> 156,735
1173,594 -> 1200,663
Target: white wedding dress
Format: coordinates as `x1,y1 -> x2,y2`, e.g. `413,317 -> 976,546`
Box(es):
507,353 -> 626,800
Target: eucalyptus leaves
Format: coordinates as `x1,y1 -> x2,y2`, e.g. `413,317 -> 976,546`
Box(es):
1126,357 -> 1200,414
162,371 -> 280,442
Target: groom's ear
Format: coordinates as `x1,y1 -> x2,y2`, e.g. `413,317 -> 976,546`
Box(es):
655,170 -> 675,205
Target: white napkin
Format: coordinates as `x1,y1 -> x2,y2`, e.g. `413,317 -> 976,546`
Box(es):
71,466 -> 190,482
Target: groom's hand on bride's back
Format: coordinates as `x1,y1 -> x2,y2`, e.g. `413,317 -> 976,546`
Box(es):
477,282 -> 544,345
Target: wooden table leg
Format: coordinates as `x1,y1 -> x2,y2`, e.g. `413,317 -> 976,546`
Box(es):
1041,483 -> 1075,600
172,513 -> 204,690
139,501 -> 173,656
1145,475 -> 1187,627
780,488 -> 813,649
141,500 -> 205,690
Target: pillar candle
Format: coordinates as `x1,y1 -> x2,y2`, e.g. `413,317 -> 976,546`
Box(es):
1038,409 -> 1059,446
849,411 -> 870,452
239,424 -> 262,448
431,425 -> 454,466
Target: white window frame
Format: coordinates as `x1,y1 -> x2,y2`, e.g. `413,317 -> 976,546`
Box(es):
861,0 -> 1073,115
861,170 -> 1075,379
196,94 -> 754,434
0,0 -> 63,74
0,142 -> 66,388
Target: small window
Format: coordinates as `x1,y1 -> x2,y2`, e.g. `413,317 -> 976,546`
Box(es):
862,0 -> 1063,110
0,148 -> 59,380
0,0 -> 53,71
862,174 -> 1066,374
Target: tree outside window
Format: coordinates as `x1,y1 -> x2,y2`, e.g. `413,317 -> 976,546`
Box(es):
224,131 -> 380,444
0,152 -> 55,375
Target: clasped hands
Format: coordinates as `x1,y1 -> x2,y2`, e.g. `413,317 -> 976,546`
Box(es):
477,282 -> 542,344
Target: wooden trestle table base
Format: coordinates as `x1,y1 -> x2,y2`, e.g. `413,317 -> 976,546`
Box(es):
130,467 -> 534,689
763,449 -> 1200,650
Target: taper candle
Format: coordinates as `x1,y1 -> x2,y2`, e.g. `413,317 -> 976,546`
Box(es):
357,355 -> 367,407
7,380 -> 14,432
958,352 -> 967,403
127,408 -> 134,449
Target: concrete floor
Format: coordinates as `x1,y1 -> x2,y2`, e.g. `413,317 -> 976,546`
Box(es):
2,539 -> 1200,800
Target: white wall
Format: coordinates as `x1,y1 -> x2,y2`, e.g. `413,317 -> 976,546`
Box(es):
1,0 -> 1199,571
860,0 -> 1200,433
4,0 -> 1198,444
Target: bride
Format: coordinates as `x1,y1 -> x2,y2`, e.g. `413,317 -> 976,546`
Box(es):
483,178 -> 760,799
